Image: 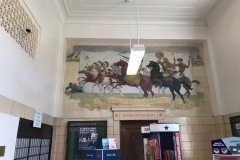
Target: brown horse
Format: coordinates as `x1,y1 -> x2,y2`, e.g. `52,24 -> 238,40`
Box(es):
114,59 -> 154,98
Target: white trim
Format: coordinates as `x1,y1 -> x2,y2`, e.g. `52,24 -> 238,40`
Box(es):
53,0 -> 67,22
205,0 -> 233,27
203,39 -> 223,115
53,29 -> 66,117
150,123 -> 180,132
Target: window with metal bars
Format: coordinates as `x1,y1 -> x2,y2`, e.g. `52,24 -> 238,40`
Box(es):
14,138 -> 51,160
14,118 -> 53,160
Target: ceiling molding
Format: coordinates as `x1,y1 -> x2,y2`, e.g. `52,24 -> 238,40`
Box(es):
200,0 -> 217,18
63,16 -> 206,26
53,0 -> 68,22
53,0 -> 217,26
205,0 -> 233,26
65,38 -> 204,46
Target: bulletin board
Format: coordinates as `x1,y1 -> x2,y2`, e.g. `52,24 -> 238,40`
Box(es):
66,121 -> 107,160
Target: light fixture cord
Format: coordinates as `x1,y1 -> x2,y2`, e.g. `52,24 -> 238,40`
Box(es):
136,0 -> 139,44
128,2 -> 132,50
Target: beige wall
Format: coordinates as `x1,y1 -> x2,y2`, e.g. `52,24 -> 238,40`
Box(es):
0,95 -> 54,125
0,95 -> 55,159
50,114 -> 240,160
1,103 -> 236,160
55,44 -> 219,160
0,61 -> 237,160
51,44 -> 240,160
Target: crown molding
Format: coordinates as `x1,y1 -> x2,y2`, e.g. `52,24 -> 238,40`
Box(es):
205,0 -> 233,26
53,0 -> 68,22
53,0 -> 216,26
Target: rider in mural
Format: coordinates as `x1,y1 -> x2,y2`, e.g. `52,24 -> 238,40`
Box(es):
95,61 -> 102,73
174,56 -> 191,77
99,61 -> 109,76
155,51 -> 175,77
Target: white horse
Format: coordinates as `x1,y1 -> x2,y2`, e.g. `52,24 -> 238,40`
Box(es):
94,77 -> 123,96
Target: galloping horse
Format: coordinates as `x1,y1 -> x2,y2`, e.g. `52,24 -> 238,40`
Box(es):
78,69 -> 101,92
172,73 -> 200,101
78,69 -> 123,96
146,61 -> 187,103
114,59 -> 154,98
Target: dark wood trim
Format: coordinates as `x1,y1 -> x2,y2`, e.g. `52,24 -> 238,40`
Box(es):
66,120 -> 108,160
17,118 -> 53,138
230,115 -> 240,137
15,118 -> 53,160
120,120 -> 157,160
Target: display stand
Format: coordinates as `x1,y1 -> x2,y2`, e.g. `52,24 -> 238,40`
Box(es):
213,154 -> 240,160
211,137 -> 240,160
82,149 -> 121,160
141,123 -> 182,160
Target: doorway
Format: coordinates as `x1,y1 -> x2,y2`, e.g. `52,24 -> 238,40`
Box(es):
120,120 -> 157,160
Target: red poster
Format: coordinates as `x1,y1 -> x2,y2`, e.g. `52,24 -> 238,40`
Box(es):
220,158 -> 237,160
175,133 -> 182,160
149,139 -> 161,159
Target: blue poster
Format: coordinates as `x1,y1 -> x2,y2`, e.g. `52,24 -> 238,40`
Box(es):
79,127 -> 98,150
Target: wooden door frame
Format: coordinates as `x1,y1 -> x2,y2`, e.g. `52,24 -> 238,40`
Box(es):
120,120 -> 158,160
111,105 -> 166,148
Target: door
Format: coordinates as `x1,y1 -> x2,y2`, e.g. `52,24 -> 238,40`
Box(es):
120,120 -> 157,160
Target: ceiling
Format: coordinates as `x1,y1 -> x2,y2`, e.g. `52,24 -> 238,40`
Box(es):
54,0 -> 219,50
56,0 -> 217,25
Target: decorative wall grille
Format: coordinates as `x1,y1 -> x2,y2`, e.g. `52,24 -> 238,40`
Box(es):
14,138 -> 51,160
0,0 -> 39,59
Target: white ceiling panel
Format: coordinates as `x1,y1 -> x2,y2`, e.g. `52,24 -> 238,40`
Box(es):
68,0 -> 82,7
80,0 -> 127,6
78,0 -> 198,7
69,6 -> 200,17
59,0 -> 217,24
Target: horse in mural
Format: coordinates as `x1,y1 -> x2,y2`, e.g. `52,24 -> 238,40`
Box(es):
97,76 -> 123,96
172,73 -> 200,101
78,69 -> 101,92
113,59 -> 154,98
78,69 -> 123,96
146,61 -> 188,103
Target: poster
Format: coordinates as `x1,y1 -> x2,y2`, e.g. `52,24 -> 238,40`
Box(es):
102,138 -> 117,149
66,121 -> 107,159
79,127 -> 98,150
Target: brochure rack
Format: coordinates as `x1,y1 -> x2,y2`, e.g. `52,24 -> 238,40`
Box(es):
81,137 -> 120,160
141,123 -> 182,160
82,149 -> 121,160
212,137 -> 240,160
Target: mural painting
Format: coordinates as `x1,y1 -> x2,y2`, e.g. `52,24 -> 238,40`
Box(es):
64,45 -> 204,110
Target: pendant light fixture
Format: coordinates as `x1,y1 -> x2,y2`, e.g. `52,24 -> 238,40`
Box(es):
126,0 -> 145,75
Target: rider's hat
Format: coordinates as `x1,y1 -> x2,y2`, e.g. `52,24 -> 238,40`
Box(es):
177,58 -> 183,62
155,51 -> 164,59
104,61 -> 109,67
